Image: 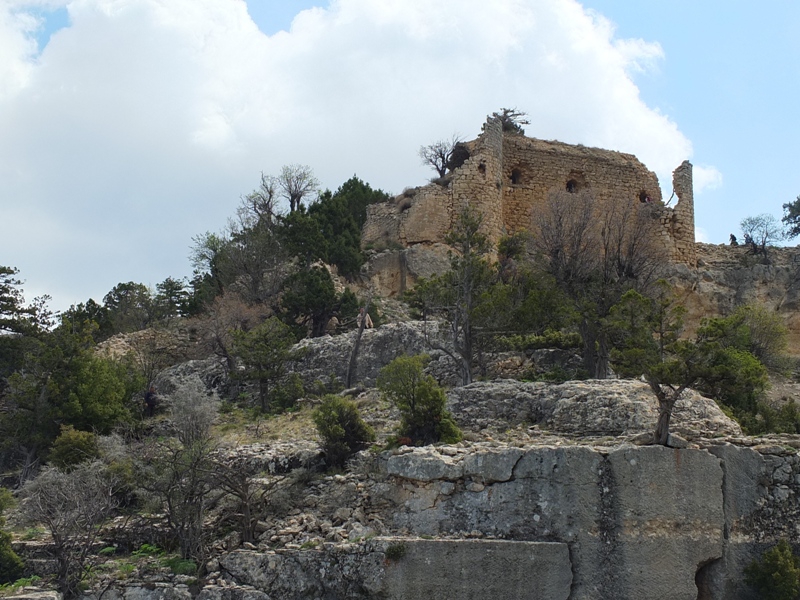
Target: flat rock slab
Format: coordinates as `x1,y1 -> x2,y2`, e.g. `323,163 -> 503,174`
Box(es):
383,539 -> 572,600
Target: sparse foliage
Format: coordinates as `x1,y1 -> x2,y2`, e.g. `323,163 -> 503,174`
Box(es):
20,461 -> 119,597
492,107 -> 530,134
278,164 -> 319,213
740,213 -> 784,256
533,189 -> 665,378
137,382 -> 218,562
419,134 -> 461,178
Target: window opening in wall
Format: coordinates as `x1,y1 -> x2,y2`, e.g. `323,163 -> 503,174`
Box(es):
478,162 -> 486,176
639,191 -> 652,203
566,179 -> 578,193
511,168 -> 522,185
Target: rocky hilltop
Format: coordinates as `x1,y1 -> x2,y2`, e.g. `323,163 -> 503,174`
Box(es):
12,322 -> 792,600
672,243 -> 800,352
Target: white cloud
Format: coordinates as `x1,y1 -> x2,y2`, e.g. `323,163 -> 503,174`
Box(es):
694,227 -> 711,243
693,165 -> 723,194
0,0 -> 710,309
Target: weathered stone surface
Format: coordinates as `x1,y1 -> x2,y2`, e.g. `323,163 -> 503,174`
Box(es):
607,446 -> 724,600
6,592 -> 61,600
380,444 -> 725,600
83,586 -> 193,600
218,539 -> 570,600
196,587 -> 269,600
153,358 -> 227,399
287,321 -> 456,388
671,243 -> 800,354
363,116 -> 694,288
382,540 -> 572,600
387,451 -> 463,482
448,379 -> 741,438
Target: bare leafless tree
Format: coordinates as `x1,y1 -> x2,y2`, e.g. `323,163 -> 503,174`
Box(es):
278,164 -> 319,213
136,382 -> 219,562
20,462 -> 119,597
242,172 -> 279,227
533,189 -> 665,377
419,134 -> 461,178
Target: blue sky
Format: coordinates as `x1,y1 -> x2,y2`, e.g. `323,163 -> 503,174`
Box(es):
1,0 -> 798,310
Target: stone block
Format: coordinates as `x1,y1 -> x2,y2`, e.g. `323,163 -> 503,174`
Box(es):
382,539 -> 572,600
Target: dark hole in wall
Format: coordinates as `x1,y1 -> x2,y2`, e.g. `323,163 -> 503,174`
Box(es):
511,168 -> 523,185
566,179 -> 578,193
694,558 -> 720,600
478,162 -> 486,176
639,190 -> 652,203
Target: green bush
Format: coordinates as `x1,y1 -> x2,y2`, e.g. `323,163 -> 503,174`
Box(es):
377,355 -> 462,446
0,486 -> 24,584
384,542 -> 407,561
163,556 -> 197,575
313,396 -> 375,468
496,330 -> 582,353
0,531 -> 23,585
271,373 -> 305,413
744,539 -> 800,600
48,425 -> 100,470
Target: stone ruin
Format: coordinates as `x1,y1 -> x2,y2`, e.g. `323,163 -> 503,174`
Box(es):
362,116 -> 696,296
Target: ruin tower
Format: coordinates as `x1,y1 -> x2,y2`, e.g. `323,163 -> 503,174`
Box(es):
361,117 -> 696,296
669,160 -> 697,267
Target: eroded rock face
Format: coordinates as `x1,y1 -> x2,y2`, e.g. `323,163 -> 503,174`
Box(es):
448,379 -> 741,438
287,321 -> 457,388
384,445 -> 724,600
672,243 -> 800,352
216,539 -> 572,600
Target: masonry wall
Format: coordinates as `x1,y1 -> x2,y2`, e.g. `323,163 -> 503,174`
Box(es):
362,117 -> 697,285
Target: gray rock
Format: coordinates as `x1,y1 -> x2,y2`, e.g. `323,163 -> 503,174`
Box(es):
382,539 -> 572,600
448,379 -> 741,438
287,321 -> 456,389
387,450 -> 463,482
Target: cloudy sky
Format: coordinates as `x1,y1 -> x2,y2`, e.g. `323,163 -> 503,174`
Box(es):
2,0 -> 799,311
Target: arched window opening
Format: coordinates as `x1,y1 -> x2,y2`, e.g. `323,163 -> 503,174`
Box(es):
566,179 -> 579,193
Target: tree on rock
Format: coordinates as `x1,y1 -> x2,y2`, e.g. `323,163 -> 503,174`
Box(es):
377,355 -> 462,445
419,134 -> 461,178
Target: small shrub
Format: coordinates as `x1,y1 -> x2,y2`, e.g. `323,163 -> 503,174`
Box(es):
496,330 -> 582,352
132,543 -> 164,558
744,539 -> 800,600
271,373 -> 305,413
0,575 -> 41,592
384,543 -> 407,561
21,528 -> 43,541
98,546 -> 117,556
0,532 -> 23,585
313,395 -> 375,468
163,557 -> 197,576
377,355 -> 462,446
48,426 -> 100,470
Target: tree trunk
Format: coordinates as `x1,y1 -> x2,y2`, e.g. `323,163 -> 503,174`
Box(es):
346,298 -> 370,388
654,404 -> 671,445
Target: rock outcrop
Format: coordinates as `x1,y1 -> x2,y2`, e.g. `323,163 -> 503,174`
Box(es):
448,379 -> 741,438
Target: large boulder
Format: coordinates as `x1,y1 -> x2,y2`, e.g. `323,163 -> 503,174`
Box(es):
287,321 -> 456,388
448,379 -> 741,438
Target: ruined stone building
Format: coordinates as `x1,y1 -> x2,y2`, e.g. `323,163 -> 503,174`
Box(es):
362,116 -> 695,296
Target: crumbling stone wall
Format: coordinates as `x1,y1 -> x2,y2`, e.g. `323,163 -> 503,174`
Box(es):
362,117 -> 696,295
